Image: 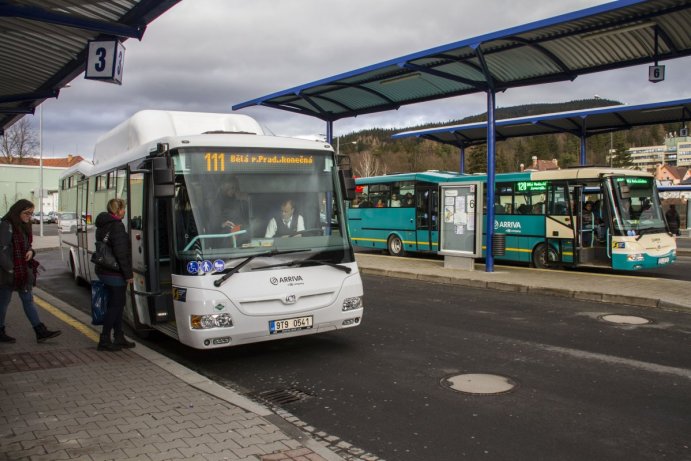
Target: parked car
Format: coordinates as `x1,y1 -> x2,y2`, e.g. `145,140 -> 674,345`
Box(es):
58,212 -> 78,233
31,212 -> 50,224
47,211 -> 58,223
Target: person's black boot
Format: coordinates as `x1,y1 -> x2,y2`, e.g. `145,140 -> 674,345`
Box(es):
113,333 -> 136,349
97,335 -> 122,352
34,323 -> 61,343
0,327 -> 16,343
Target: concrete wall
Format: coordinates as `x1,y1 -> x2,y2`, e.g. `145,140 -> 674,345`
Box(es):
0,164 -> 65,215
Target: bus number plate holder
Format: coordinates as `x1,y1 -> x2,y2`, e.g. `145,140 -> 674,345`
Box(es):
269,316 -> 313,334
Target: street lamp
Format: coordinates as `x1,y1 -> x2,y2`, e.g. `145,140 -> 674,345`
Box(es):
336,137 -> 357,155
39,104 -> 43,237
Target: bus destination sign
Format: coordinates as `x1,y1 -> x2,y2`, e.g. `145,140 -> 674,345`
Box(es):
203,152 -> 315,173
516,180 -> 547,192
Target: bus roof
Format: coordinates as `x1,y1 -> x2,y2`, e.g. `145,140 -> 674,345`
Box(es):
59,159 -> 94,179
93,110 -> 265,163
355,167 -> 653,185
88,110 -> 332,177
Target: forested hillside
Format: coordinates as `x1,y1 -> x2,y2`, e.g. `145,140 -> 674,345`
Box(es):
337,98 -> 676,177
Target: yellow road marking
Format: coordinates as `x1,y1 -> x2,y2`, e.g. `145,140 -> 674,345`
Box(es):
34,296 -> 99,342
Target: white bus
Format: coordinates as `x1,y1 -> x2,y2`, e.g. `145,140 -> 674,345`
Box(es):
59,110 -> 364,349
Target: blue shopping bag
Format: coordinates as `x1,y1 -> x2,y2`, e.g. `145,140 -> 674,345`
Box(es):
90,281 -> 108,325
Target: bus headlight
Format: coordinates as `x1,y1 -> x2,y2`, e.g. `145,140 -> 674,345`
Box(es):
342,296 -> 363,311
191,313 -> 233,329
627,253 -> 644,262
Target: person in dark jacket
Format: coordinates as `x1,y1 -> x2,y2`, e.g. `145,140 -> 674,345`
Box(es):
0,199 -> 61,343
264,199 -> 305,238
666,204 -> 681,236
94,198 -> 135,351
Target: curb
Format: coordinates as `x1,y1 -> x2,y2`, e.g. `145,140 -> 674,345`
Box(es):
359,267 -> 691,313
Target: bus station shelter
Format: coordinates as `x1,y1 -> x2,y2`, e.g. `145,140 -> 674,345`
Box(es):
392,97 -> 691,171
233,0 -> 691,271
0,0 -> 180,134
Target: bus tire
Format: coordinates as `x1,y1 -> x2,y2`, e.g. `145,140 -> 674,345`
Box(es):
69,254 -> 77,281
532,243 -> 558,269
69,253 -> 87,286
387,234 -> 406,257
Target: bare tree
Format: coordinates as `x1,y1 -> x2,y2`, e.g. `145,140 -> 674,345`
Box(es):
1,118 -> 38,164
353,151 -> 383,177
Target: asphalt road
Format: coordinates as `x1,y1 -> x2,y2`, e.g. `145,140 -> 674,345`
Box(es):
35,248 -> 691,461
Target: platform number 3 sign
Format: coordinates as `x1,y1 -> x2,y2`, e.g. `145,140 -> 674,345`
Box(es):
85,40 -> 126,85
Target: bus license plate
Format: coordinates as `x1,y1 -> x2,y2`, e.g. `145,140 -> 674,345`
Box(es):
269,316 -> 313,334
658,257 -> 669,264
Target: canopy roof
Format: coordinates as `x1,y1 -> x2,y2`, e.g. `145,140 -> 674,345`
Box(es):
391,97 -> 691,147
0,0 -> 180,134
233,0 -> 691,122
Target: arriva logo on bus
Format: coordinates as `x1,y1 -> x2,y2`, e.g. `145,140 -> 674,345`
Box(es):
270,275 -> 305,285
494,220 -> 522,233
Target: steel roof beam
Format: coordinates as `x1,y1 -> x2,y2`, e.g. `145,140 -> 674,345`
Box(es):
505,36 -> 576,79
0,108 -> 34,114
0,3 -> 144,39
0,89 -> 59,104
400,63 -> 488,91
533,120 -> 580,136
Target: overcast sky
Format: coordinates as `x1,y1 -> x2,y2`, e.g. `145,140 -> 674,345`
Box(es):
30,0 -> 691,159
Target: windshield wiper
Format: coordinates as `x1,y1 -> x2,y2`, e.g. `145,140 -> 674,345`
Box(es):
213,249 -> 310,287
634,227 -> 664,240
253,259 -> 351,274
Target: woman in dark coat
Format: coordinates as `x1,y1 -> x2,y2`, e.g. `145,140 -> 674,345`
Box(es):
0,199 -> 61,343
94,198 -> 135,351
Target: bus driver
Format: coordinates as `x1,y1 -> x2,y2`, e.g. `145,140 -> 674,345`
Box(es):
265,199 -> 305,238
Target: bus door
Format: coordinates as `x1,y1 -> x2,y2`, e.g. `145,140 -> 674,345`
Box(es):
415,184 -> 438,251
75,178 -> 92,282
129,167 -> 175,330
543,182 -> 576,265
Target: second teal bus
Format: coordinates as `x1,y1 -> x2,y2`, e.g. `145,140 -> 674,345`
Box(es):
347,168 -> 676,271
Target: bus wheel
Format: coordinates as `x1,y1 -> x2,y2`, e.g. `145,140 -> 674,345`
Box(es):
69,254 -> 77,280
69,253 -> 86,286
387,235 -> 406,257
532,243 -> 558,269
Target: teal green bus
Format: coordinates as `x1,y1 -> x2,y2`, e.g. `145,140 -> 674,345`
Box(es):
348,168 -> 676,271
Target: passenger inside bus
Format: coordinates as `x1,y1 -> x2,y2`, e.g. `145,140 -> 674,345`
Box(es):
218,178 -> 250,245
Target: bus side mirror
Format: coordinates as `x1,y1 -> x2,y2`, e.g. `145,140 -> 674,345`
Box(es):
339,168 -> 356,201
152,156 -> 174,198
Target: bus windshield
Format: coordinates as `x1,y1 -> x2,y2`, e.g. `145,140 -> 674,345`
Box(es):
610,176 -> 665,236
171,147 -> 351,274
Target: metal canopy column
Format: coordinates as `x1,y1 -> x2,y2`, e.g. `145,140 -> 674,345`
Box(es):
485,90 -> 496,272
326,120 -> 333,144
474,43 -> 495,273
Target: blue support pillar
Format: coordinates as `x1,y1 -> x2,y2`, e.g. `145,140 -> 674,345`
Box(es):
459,146 -> 465,174
326,121 -> 333,144
579,132 -> 587,166
485,90 -> 496,272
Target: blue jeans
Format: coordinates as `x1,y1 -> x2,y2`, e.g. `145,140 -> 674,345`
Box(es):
0,286 -> 42,328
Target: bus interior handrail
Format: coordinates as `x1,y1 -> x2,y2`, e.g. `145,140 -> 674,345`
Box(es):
183,230 -> 247,252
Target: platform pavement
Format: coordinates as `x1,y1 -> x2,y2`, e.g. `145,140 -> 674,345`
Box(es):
0,290 -> 362,461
